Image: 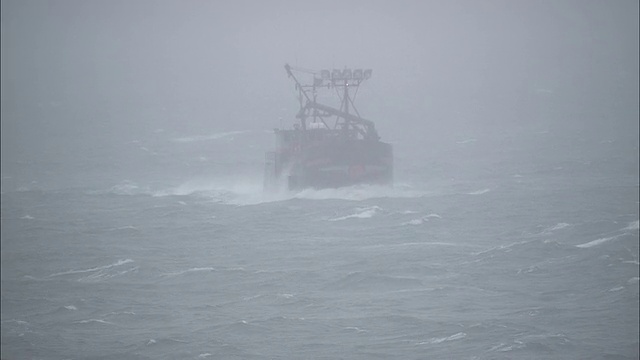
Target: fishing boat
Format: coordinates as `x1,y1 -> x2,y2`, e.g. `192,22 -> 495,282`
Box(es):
264,64 -> 393,191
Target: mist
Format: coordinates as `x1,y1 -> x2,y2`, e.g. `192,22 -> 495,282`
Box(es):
2,0 -> 637,172
2,2 -> 639,358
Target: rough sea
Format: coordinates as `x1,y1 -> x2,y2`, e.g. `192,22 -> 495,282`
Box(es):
1,124 -> 638,359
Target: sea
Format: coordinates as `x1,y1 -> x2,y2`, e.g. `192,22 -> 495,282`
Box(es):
1,124 -> 638,359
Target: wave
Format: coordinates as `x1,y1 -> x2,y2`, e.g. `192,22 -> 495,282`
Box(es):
328,206 -> 381,221
294,183 -> 429,201
546,223 -> 571,231
418,332 -> 467,345
162,267 -> 217,277
74,319 -> 113,325
48,259 -> 134,278
151,180 -> 430,206
324,271 -> 423,292
575,235 -> 619,248
573,220 -> 639,249
152,178 -> 271,206
106,180 -> 151,196
171,130 -> 248,143
624,220 -> 639,231
467,188 -> 491,195
402,213 -> 441,225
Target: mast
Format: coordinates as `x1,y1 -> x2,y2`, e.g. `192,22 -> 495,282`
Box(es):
284,64 -> 375,139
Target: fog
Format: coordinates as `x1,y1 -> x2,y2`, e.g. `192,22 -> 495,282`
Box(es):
1,0 -> 638,169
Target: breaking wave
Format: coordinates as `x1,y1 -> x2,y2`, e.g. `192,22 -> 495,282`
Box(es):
48,259 -> 134,278
171,130 -> 249,143
329,206 -> 382,221
149,180 -> 431,206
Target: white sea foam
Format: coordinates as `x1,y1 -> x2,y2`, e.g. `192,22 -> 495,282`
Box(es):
107,225 -> 138,232
329,206 -> 381,221
419,332 -> 467,344
75,319 -> 113,325
139,146 -> 157,155
295,183 -> 428,201
49,259 -> 134,277
163,267 -> 216,277
628,277 -> 639,284
109,181 -> 148,196
79,266 -> 139,282
154,178 -> 270,206
403,218 -> 425,225
402,213 -> 442,226
344,326 -> 368,333
624,220 -> 639,231
64,305 -> 77,311
153,180 -> 430,206
547,223 -> 570,231
576,236 -> 618,248
365,242 -> 466,250
608,286 -> 624,292
467,188 -> 490,195
20,215 -> 34,220
172,130 -> 248,143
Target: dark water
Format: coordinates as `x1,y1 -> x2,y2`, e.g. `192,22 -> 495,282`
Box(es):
1,127 -> 638,359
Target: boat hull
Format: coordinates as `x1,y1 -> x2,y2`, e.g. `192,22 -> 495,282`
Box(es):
264,132 -> 393,191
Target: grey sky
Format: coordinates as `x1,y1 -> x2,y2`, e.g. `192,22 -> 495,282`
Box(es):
1,0 -> 638,165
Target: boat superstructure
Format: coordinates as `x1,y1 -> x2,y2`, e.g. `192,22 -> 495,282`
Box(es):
264,64 -> 393,191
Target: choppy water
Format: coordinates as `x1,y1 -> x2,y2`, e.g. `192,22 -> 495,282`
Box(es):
1,127 -> 638,359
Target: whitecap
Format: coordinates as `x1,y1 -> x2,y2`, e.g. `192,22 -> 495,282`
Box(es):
107,225 -> 138,232
467,188 -> 490,195
624,220 -> 639,231
608,286 -> 624,292
419,332 -> 467,345
171,130 -> 248,143
163,267 -> 216,277
576,236 -> 618,248
329,206 -> 381,221
139,146 -> 157,155
49,259 -> 134,277
79,266 -> 139,282
109,181 -> 148,196
295,184 -> 427,201
402,218 -> 425,225
403,213 -> 442,225
547,223 -> 570,231
628,277 -> 639,284
20,215 -> 34,220
75,319 -> 113,325
198,354 -> 212,358
344,327 -> 367,333
64,305 -> 77,311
